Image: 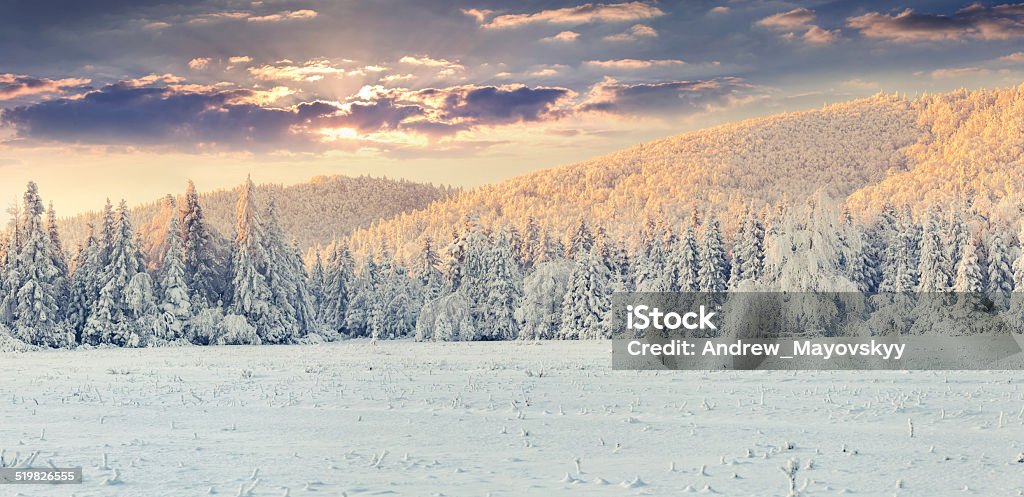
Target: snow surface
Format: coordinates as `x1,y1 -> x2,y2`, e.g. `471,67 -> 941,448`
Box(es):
1,340 -> 1023,496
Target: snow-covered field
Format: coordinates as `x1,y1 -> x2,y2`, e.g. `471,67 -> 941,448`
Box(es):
2,341 -> 1022,497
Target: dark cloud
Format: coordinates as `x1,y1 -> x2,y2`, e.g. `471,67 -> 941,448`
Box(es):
1,79 -> 574,151
847,3 -> 1024,42
420,85 -> 574,124
577,77 -> 751,115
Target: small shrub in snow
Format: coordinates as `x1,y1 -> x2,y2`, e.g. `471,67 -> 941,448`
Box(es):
217,315 -> 262,345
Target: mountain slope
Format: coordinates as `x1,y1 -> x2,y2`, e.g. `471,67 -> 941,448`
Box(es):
349,83 -> 1024,262
60,175 -> 457,260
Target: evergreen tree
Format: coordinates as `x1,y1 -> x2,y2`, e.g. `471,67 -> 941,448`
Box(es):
728,212 -> 764,287
918,208 -> 951,292
953,235 -> 985,293
345,251 -> 378,337
567,219 -> 594,260
226,177 -> 282,343
308,249 -> 327,324
986,227 -> 1013,305
672,224 -> 700,292
83,200 -> 153,346
263,191 -> 316,338
322,242 -> 354,334
559,249 -> 612,339
180,180 -> 225,309
156,199 -> 191,341
7,182 -> 70,347
698,218 -> 729,293
414,236 -> 443,302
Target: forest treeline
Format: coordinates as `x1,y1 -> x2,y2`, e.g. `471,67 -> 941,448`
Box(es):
2,178 -> 1022,348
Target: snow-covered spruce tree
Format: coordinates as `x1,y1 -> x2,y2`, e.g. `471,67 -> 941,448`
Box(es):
345,251 -> 378,337
307,249 -> 327,325
322,242 -> 353,334
374,261 -> 419,339
671,224 -> 700,292
942,205 -> 967,278
6,182 -> 71,347
263,191 -> 316,338
874,203 -> 901,292
698,218 -> 729,293
567,219 -> 595,260
728,212 -> 765,288
917,208 -> 952,292
987,226 -> 1013,307
82,200 -> 155,346
610,236 -> 633,292
521,216 -> 542,272
1008,221 -> 1024,332
635,219 -> 673,292
515,258 -> 574,340
950,234 -> 989,333
156,199 -> 191,342
181,180 -> 226,309
226,177 -> 283,343
476,229 -> 522,340
67,224 -> 100,339
414,236 -> 444,303
558,247 -> 612,340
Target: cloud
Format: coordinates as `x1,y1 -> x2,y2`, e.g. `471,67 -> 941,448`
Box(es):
796,25 -> 840,45
228,56 -> 253,65
0,74 -> 91,100
188,57 -> 212,70
249,59 -> 347,82
461,8 -> 493,23
1,83 -> 302,150
1,79 -> 574,152
756,8 -> 816,30
542,30 -> 580,42
1000,51 -> 1024,62
757,8 -> 837,45
577,76 -> 751,116
399,55 -> 465,77
709,6 -> 730,15
604,23 -> 657,41
842,78 -> 879,89
585,58 -> 685,69
482,2 -> 664,29
247,9 -> 318,23
847,4 -> 1024,43
930,66 -> 990,79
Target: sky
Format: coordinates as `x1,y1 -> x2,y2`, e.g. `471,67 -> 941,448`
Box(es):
2,0 -> 1024,215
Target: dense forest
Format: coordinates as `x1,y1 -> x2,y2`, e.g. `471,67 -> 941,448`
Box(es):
1,177 -> 1022,349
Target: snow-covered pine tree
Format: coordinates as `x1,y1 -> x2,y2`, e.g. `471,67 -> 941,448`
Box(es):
7,182 -> 70,347
986,226 -> 1013,306
375,261 -> 419,339
263,190 -> 316,338
156,198 -> 191,341
558,248 -> 612,340
180,180 -> 225,309
414,236 -> 443,303
308,248 -> 327,324
611,236 -> 633,292
918,208 -> 952,292
954,235 -> 986,293
226,177 -> 283,343
476,228 -> 522,340
521,216 -> 542,272
728,212 -> 764,287
345,251 -> 378,337
671,224 -> 700,292
698,218 -> 729,293
83,200 -> 153,346
322,242 -> 353,334
567,219 -> 594,260
635,218 -> 673,292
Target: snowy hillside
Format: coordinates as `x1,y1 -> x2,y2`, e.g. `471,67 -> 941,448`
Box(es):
350,84 -> 1024,262
2,341 -> 1022,497
59,175 -> 457,257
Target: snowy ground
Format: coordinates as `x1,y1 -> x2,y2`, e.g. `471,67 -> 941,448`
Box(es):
1,341 -> 1023,497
